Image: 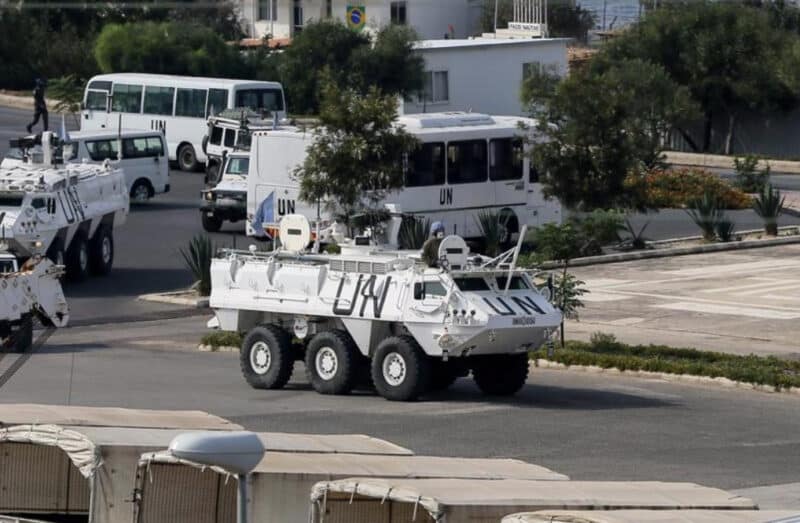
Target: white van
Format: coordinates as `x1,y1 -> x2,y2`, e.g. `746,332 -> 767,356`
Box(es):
66,129 -> 170,202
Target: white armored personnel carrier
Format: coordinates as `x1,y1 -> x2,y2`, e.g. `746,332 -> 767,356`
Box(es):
0,132 -> 129,281
0,255 -> 68,352
210,215 -> 561,401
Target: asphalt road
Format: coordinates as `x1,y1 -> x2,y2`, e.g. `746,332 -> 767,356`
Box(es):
0,315 -> 798,494
1,106 -> 799,324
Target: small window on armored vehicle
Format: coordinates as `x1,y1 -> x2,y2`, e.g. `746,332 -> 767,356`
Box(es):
210,126 -> 223,146
0,195 -> 24,207
414,281 -> 447,300
0,259 -> 16,273
224,129 -> 236,148
30,198 -> 46,210
496,276 -> 529,290
453,277 -> 490,292
226,157 -> 249,175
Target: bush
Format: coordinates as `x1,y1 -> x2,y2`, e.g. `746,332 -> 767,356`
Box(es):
753,184 -> 785,236
180,235 -> 215,297
201,330 -> 243,350
574,209 -> 625,256
475,210 -> 509,257
686,190 -> 726,241
734,155 -> 770,193
630,168 -> 752,209
398,216 -> 430,250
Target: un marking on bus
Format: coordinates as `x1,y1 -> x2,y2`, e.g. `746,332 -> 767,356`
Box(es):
439,187 -> 453,206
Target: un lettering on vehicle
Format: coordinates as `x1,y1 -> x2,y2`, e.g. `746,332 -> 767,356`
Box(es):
333,274 -> 392,318
277,198 -> 295,216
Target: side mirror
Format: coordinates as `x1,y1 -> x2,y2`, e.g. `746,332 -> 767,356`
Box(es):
413,282 -> 424,300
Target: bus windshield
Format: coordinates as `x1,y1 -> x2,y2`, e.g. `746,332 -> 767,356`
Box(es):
235,89 -> 284,113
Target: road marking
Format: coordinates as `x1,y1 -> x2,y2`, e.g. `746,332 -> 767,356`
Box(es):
699,278 -> 787,293
661,259 -> 800,277
607,317 -> 646,326
653,302 -> 800,320
582,278 -> 631,288
590,289 -> 800,313
581,293 -> 632,302
761,294 -> 800,303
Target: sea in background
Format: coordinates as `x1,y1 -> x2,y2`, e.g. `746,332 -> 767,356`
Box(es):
577,0 -> 643,30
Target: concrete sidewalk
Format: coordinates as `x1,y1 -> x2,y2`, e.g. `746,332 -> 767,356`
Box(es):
665,150 -> 800,175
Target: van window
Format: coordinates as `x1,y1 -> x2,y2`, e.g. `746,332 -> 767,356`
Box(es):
85,139 -> 119,161
235,88 -> 284,112
146,137 -> 164,156
86,91 -> 107,111
143,86 -> 175,115
447,140 -> 487,184
489,138 -> 524,181
175,88 -> 207,118
122,137 -> 164,158
224,129 -> 236,148
406,142 -> 445,187
111,84 -> 143,113
210,127 -> 223,146
207,88 -> 229,116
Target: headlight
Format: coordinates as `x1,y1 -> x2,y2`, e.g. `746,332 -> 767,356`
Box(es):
204,192 -> 214,201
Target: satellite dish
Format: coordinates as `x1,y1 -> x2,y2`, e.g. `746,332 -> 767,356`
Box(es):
438,235 -> 469,271
279,214 -> 311,252
169,431 -> 264,475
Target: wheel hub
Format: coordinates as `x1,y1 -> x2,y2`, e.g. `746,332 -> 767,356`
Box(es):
250,341 -> 272,375
315,347 -> 338,381
102,237 -> 112,264
133,185 -> 149,202
382,352 -> 406,386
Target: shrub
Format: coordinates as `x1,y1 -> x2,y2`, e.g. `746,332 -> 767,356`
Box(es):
686,191 -> 726,241
620,218 -> 650,250
573,209 -> 625,256
753,184 -> 785,236
734,154 -> 770,193
180,235 -> 215,297
630,168 -> 752,209
398,215 -> 430,250
715,219 -> 736,242
475,210 -> 509,257
201,330 -> 243,350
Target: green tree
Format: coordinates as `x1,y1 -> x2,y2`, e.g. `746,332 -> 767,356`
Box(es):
293,76 -> 420,229
603,2 -> 800,153
481,0 -> 596,43
522,59 -> 696,210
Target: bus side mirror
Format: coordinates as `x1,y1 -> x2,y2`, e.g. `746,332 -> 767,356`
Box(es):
413,282 -> 424,300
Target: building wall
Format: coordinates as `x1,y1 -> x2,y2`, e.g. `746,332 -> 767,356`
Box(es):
403,39 -> 568,117
242,0 -> 482,40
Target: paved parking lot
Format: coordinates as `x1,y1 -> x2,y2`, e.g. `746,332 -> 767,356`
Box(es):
570,244 -> 800,357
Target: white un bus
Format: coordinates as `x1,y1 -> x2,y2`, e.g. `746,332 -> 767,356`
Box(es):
247,112 -> 562,241
80,73 -> 286,171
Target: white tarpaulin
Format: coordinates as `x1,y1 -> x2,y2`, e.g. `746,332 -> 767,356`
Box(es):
135,451 -> 568,523
309,479 -> 757,523
502,510 -> 800,523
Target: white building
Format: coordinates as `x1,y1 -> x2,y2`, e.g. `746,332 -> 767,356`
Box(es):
238,0 -> 483,40
403,37 -> 569,117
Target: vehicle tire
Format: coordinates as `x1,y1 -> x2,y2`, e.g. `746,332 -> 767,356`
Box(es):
304,330 -> 360,395
240,325 -> 294,390
130,179 -> 152,203
177,144 -> 198,172
65,231 -> 90,282
46,238 -> 65,267
472,353 -> 530,396
205,160 -> 222,186
429,360 -> 462,392
9,314 -> 33,353
371,335 -> 432,402
201,212 -> 223,233
89,226 -> 113,276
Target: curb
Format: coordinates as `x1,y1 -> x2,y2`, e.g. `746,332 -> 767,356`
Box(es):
198,344 -> 239,352
533,359 -> 800,396
138,290 -> 209,308
0,93 -> 67,114
541,233 -> 800,269
664,151 -> 800,175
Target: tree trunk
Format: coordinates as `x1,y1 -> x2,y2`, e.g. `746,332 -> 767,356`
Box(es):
702,110 -> 713,153
675,127 -> 700,152
724,112 -> 736,156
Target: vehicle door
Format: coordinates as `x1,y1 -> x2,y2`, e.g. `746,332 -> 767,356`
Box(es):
81,80 -> 111,130
121,136 -> 162,192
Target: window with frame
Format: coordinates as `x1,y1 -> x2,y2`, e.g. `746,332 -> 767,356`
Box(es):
224,129 -> 236,148
235,89 -> 284,112
226,157 -> 250,176
209,126 -> 223,146
143,86 -> 174,116
522,62 -> 542,81
175,88 -> 207,118
85,139 -> 119,161
258,0 -> 278,21
122,136 -> 164,158
86,91 -> 107,111
391,1 -> 407,24
421,71 -> 449,103
489,138 -> 524,181
207,88 -> 228,116
405,142 -> 445,187
111,84 -> 142,113
447,140 -> 487,184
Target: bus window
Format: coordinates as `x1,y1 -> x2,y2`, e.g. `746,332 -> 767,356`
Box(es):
447,140 -> 487,184
489,138 -> 523,181
85,91 -> 108,111
111,84 -> 143,113
209,126 -> 223,146
86,139 -> 119,161
175,88 -> 207,118
406,142 -> 445,187
207,88 -> 229,116
235,89 -> 284,112
88,80 -> 112,91
143,86 -> 175,115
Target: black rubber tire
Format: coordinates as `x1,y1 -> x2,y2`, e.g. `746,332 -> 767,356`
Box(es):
89,226 -> 113,276
46,237 -> 65,267
177,144 -> 198,172
65,231 -> 90,282
304,330 -> 360,395
472,353 -> 530,396
10,314 -> 33,353
371,335 -> 432,402
240,325 -> 294,390
130,179 -> 152,203
429,360 -> 462,392
201,212 -> 223,233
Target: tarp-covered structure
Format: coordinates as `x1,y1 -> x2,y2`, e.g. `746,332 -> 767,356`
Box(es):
502,510 -> 800,523
309,478 -> 757,523
134,451 -> 568,523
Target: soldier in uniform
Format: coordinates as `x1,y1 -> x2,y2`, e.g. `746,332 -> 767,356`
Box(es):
26,78 -> 48,134
421,221 -> 445,267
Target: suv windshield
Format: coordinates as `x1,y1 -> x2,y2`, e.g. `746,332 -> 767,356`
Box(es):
226,157 -> 249,176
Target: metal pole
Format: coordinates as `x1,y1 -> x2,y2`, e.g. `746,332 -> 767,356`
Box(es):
494,0 -> 499,34
238,474 -> 248,523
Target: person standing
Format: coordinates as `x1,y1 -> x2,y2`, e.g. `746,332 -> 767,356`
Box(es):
421,221 -> 446,267
26,78 -> 48,134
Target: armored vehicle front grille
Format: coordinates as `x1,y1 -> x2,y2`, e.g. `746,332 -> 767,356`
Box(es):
328,259 -> 389,275
344,260 -> 358,272
357,261 -> 371,273
372,263 -> 387,274
329,260 -> 343,271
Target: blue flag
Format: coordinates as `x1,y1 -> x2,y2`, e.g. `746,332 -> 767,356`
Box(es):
252,191 -> 275,237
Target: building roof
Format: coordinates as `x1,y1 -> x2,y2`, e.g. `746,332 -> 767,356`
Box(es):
503,510 -> 800,523
415,37 -> 570,51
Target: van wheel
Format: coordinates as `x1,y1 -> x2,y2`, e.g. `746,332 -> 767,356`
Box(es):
89,226 -> 114,276
177,144 -> 198,172
472,353 -> 529,396
371,336 -> 432,401
65,232 -> 90,282
201,213 -> 223,233
240,325 -> 294,390
130,180 -> 152,203
304,330 -> 360,395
